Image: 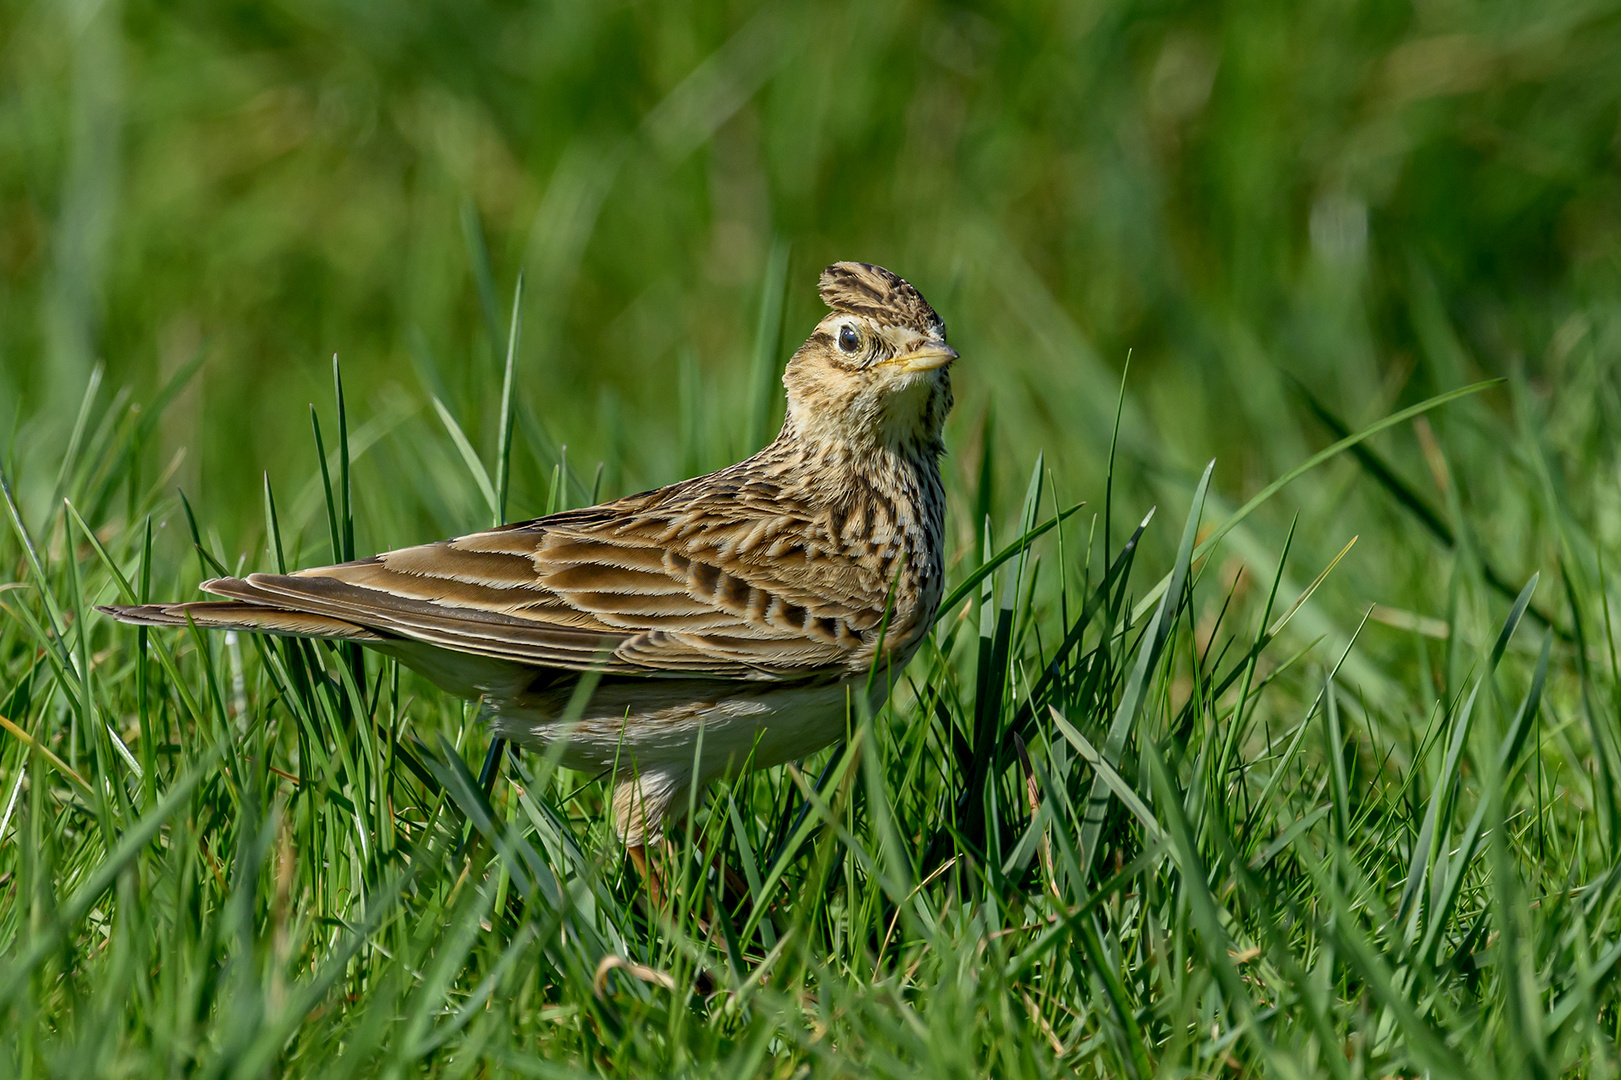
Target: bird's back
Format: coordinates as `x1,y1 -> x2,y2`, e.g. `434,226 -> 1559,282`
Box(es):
102,434 -> 946,691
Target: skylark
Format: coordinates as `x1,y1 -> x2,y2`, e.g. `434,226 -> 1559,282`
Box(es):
103,261 -> 956,865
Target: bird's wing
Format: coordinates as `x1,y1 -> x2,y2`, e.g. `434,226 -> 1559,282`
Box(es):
201,472 -> 899,679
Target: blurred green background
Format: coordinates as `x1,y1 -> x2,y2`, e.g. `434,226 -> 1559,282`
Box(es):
3,0 -> 1620,646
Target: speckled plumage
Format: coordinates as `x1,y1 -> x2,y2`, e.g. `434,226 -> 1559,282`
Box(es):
102,261 -> 956,844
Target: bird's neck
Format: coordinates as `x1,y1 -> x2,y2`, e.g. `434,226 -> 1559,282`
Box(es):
754,415 -> 947,670
768,422 -> 948,669
761,422 -> 947,579
765,418 -> 943,498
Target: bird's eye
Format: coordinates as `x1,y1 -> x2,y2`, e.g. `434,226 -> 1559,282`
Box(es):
838,325 -> 860,353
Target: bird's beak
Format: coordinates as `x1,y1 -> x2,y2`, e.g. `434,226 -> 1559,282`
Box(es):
887,343 -> 958,372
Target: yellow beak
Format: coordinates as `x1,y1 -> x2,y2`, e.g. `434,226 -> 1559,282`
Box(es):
887,343 -> 958,372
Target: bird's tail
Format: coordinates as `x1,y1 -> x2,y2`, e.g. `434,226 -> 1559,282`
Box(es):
97,600 -> 388,642
99,594 -> 534,700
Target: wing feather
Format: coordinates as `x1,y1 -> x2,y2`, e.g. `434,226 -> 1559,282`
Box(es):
176,468 -> 901,680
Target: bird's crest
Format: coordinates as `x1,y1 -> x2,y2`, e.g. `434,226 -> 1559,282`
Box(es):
818,262 -> 946,338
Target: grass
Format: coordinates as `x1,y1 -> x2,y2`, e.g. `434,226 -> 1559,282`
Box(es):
4,1 -> 1621,1076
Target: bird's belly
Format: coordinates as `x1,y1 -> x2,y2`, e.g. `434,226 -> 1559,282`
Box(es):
490,676 -> 872,782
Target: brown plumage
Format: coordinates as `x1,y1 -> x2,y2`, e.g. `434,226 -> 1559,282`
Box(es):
101,261 -> 956,846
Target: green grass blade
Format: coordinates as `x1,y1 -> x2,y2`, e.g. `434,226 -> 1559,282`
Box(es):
935,502 -> 1084,624
495,272 -> 525,527
461,198 -> 506,355
430,395 -> 499,520
745,237 -> 791,453
1078,459 -> 1212,880
1418,629 -> 1553,967
1131,382 -> 1500,624
309,406 -> 344,565
0,738 -> 226,1001
333,357 -> 354,562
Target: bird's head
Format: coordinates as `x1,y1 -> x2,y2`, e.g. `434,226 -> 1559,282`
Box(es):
780,261 -> 955,457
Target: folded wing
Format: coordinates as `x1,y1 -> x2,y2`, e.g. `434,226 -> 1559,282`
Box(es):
113,470 -> 900,681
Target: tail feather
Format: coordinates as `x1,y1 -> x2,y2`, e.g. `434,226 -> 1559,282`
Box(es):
100,600 -> 539,699
97,601 -> 389,643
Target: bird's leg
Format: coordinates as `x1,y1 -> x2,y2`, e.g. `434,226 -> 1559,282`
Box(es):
626,839 -> 724,969
477,736 -> 508,798
615,773 -> 753,939
625,843 -> 667,909
616,776 -> 677,912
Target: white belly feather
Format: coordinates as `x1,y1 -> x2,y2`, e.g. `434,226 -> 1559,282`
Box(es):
491,676 -> 876,787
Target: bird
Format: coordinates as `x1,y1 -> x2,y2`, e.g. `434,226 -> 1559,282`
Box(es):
101,260 -> 956,882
